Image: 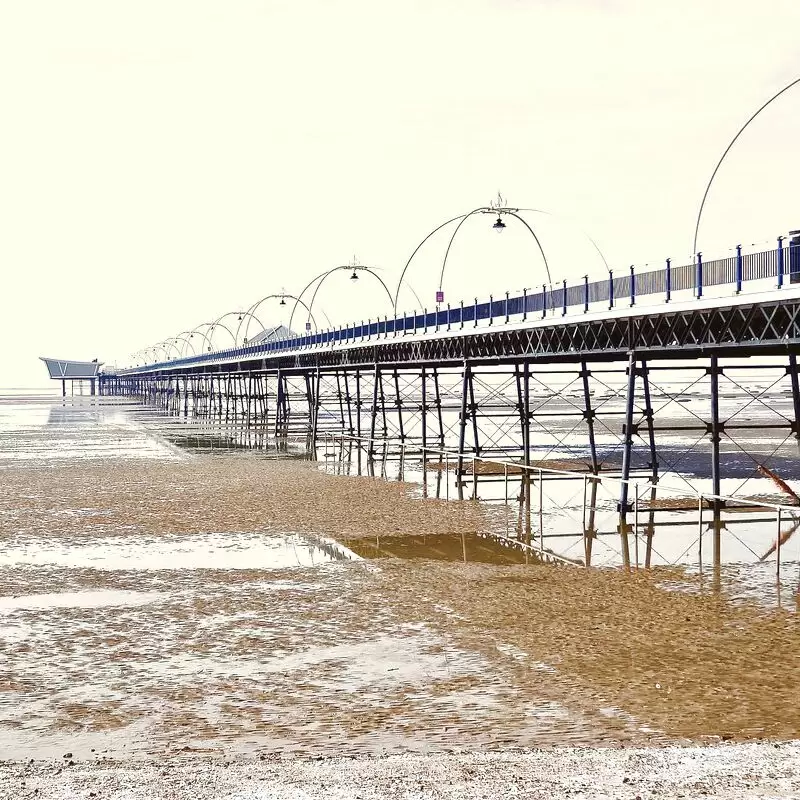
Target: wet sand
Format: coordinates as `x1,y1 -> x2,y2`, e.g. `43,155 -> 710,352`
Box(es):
3,395 -> 800,794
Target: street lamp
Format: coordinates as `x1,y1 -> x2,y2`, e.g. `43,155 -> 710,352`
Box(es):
290,260 -> 395,333
236,292 -> 324,344
392,193 -> 552,316
392,196 -> 610,317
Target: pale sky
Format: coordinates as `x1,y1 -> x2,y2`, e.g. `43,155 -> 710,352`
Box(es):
2,1 -> 799,384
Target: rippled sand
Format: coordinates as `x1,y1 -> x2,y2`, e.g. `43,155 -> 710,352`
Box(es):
2,396 -> 800,763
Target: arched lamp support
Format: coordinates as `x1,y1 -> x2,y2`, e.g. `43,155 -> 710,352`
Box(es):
518,207 -> 610,272
295,265 -> 395,332
437,207 -> 552,298
392,213 -> 470,317
241,294 -> 322,344
692,76 -> 800,256
210,310 -> 267,348
203,321 -> 237,351
172,331 -> 199,358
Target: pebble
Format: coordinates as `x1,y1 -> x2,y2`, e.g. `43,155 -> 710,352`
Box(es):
1,742 -> 798,800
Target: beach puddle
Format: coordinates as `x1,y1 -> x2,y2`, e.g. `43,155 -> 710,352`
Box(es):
0,589 -> 165,612
0,531 -> 359,571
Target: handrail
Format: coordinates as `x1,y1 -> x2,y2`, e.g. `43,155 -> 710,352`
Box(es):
318,431 -> 800,516
123,238 -> 797,373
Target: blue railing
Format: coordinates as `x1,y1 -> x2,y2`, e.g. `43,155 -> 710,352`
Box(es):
135,239 -> 800,371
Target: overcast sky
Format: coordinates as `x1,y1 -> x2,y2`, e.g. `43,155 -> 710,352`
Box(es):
2,1 -> 799,385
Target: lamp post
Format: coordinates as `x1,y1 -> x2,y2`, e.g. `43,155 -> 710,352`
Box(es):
172,331 -> 199,358
209,310 -> 266,348
158,339 -> 183,360
202,321 -> 237,352
393,193 -> 553,318
289,261 -> 396,333
692,76 -> 800,257
236,293 -> 325,344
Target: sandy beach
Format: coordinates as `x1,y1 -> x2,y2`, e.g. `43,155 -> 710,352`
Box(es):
2,396 -> 800,797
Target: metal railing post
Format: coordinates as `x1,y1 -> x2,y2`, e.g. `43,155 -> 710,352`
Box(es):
562,279 -> 567,316
608,270 -> 614,310
489,295 -> 493,326
505,291 -> 510,323
522,288 -> 528,321
696,252 -> 703,298
735,244 -> 743,293
778,236 -> 785,289
583,275 -> 589,313
665,257 -> 671,302
629,265 -> 635,306
541,284 -> 546,319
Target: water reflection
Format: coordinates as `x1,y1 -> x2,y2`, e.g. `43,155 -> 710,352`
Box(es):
346,533 -> 530,565
0,531 -> 359,571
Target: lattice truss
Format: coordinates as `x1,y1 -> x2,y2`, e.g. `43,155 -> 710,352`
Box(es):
621,357 -> 800,495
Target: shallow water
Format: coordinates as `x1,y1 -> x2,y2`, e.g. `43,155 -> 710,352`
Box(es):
2,391 -> 800,760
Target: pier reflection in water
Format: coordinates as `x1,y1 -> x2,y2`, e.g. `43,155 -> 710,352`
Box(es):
317,435 -> 800,610
120,399 -> 800,611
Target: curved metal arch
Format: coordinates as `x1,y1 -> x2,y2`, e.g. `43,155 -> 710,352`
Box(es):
244,293 -> 323,343
209,310 -> 263,348
517,207 -> 609,272
148,344 -> 170,363
188,323 -> 216,354
437,207 -> 552,298
158,339 -> 183,360
229,309 -> 266,347
393,213 -> 470,316
172,331 -> 199,358
692,76 -> 800,256
299,265 -> 395,331
203,321 -> 237,351
165,335 -> 195,359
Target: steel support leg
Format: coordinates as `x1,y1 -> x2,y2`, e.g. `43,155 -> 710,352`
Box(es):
369,365 -> 380,457
640,361 -> 659,568
709,355 -> 723,577
580,361 -> 599,475
393,368 -> 405,443
522,361 -> 532,547
789,354 -> 800,443
618,353 -> 637,569
457,362 -> 471,500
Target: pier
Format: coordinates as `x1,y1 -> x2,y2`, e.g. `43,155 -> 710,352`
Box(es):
87,220 -> 800,574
